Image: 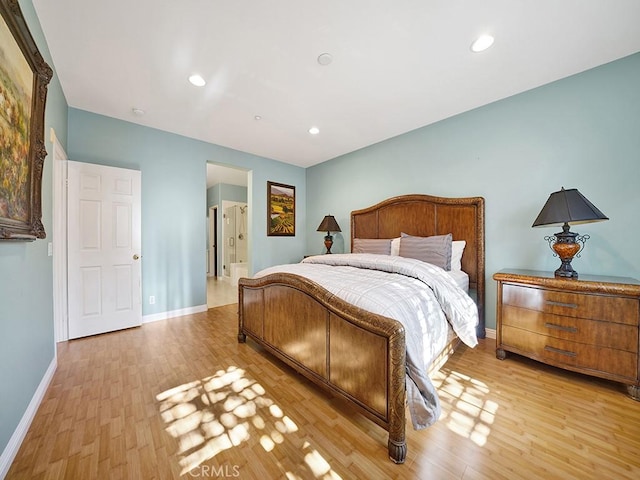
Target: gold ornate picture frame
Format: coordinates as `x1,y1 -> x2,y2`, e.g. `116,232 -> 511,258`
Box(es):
0,0 -> 52,240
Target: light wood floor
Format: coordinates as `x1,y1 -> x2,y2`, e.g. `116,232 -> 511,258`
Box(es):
207,276 -> 238,308
7,305 -> 640,479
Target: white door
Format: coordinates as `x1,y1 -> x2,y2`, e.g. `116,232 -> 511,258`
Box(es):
67,161 -> 142,339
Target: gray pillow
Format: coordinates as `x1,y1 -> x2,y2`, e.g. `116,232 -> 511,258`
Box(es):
399,233 -> 453,270
352,238 -> 392,255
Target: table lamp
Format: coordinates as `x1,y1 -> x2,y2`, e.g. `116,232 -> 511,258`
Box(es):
317,215 -> 341,254
532,187 -> 608,278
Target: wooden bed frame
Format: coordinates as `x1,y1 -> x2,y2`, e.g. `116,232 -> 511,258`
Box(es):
238,194 -> 485,463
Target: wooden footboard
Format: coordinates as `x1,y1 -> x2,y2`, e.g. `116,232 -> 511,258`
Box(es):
238,273 -> 408,463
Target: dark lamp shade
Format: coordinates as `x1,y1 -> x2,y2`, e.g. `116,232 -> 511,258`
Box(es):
317,215 -> 341,233
532,188 -> 608,228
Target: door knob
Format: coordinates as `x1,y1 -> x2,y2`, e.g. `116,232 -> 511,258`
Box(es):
133,254 -> 140,260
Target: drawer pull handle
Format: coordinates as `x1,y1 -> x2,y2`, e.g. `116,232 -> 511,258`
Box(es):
544,345 -> 577,357
544,322 -> 578,333
545,300 -> 578,309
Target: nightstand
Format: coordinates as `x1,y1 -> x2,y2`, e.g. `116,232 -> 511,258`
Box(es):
493,269 -> 640,400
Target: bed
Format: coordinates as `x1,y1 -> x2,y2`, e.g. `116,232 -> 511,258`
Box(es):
238,194 -> 485,463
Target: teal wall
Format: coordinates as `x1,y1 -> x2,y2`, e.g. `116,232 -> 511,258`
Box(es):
306,52 -> 640,330
207,183 -> 248,208
67,109 -> 306,316
0,0 -> 68,461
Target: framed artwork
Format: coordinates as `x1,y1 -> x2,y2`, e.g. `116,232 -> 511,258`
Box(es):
267,181 -> 295,236
0,0 -> 52,240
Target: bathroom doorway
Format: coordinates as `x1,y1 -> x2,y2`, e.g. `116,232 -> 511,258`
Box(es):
206,163 -> 249,307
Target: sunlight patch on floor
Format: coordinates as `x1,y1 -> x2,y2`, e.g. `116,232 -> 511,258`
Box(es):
432,368 -> 496,447
156,366 -> 342,478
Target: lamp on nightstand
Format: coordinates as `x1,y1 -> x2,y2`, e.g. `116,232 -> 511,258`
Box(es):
532,187 -> 608,278
317,215 -> 341,254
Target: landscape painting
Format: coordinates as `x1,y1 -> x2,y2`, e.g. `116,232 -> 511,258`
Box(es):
0,11 -> 32,223
0,1 -> 52,240
267,181 -> 295,236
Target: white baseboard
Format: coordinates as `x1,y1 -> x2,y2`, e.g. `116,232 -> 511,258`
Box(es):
484,328 -> 496,339
0,302 -> 209,478
142,304 -> 208,324
0,357 -> 57,479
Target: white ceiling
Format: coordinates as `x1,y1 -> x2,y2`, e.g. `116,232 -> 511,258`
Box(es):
206,163 -> 248,188
33,1 -> 640,169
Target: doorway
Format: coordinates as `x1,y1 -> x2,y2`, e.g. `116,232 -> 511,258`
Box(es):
206,163 -> 249,308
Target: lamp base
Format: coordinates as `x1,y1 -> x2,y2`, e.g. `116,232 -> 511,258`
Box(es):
324,235 -> 333,254
545,224 -> 588,279
554,261 -> 578,278
552,238 -> 580,278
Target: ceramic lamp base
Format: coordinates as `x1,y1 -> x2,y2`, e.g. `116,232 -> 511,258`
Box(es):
545,227 -> 589,279
324,235 -> 333,254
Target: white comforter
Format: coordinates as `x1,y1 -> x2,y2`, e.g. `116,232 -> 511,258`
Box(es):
254,253 -> 479,429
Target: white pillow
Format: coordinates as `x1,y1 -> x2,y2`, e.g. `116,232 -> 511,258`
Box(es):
390,237 -> 401,256
451,240 -> 466,271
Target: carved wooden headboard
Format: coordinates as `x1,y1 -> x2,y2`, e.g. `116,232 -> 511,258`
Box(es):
350,194 -> 485,335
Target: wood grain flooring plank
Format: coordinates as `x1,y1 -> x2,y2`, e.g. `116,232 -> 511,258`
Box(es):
5,303 -> 640,479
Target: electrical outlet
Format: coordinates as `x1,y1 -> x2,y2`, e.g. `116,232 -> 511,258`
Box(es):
149,296 -> 155,305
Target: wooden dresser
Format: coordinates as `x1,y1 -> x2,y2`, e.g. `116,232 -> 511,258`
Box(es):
493,269 -> 640,400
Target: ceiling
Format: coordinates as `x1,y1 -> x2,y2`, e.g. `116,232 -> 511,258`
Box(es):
206,163 -> 247,188
33,1 -> 640,169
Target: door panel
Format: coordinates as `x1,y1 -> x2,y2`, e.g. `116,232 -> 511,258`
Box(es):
68,161 -> 142,339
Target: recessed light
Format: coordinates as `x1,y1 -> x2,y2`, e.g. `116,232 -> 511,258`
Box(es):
254,115 -> 262,121
132,107 -> 145,116
188,74 -> 206,87
471,34 -> 494,53
308,127 -> 320,135
317,53 -> 333,66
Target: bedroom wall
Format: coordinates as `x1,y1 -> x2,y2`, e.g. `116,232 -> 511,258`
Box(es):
67,109 -> 306,317
207,183 -> 248,208
0,0 -> 68,467
306,52 -> 640,331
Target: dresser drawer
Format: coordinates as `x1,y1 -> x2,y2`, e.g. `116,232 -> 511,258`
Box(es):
495,269 -> 640,398
501,305 -> 638,352
502,284 -> 639,325
501,325 -> 638,380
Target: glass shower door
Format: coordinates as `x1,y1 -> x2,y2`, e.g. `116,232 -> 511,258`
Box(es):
223,206 -> 236,277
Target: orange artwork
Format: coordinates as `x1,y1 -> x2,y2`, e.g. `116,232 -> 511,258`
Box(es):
267,181 -> 295,236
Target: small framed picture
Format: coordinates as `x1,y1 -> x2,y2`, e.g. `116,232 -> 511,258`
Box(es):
267,181 -> 295,236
